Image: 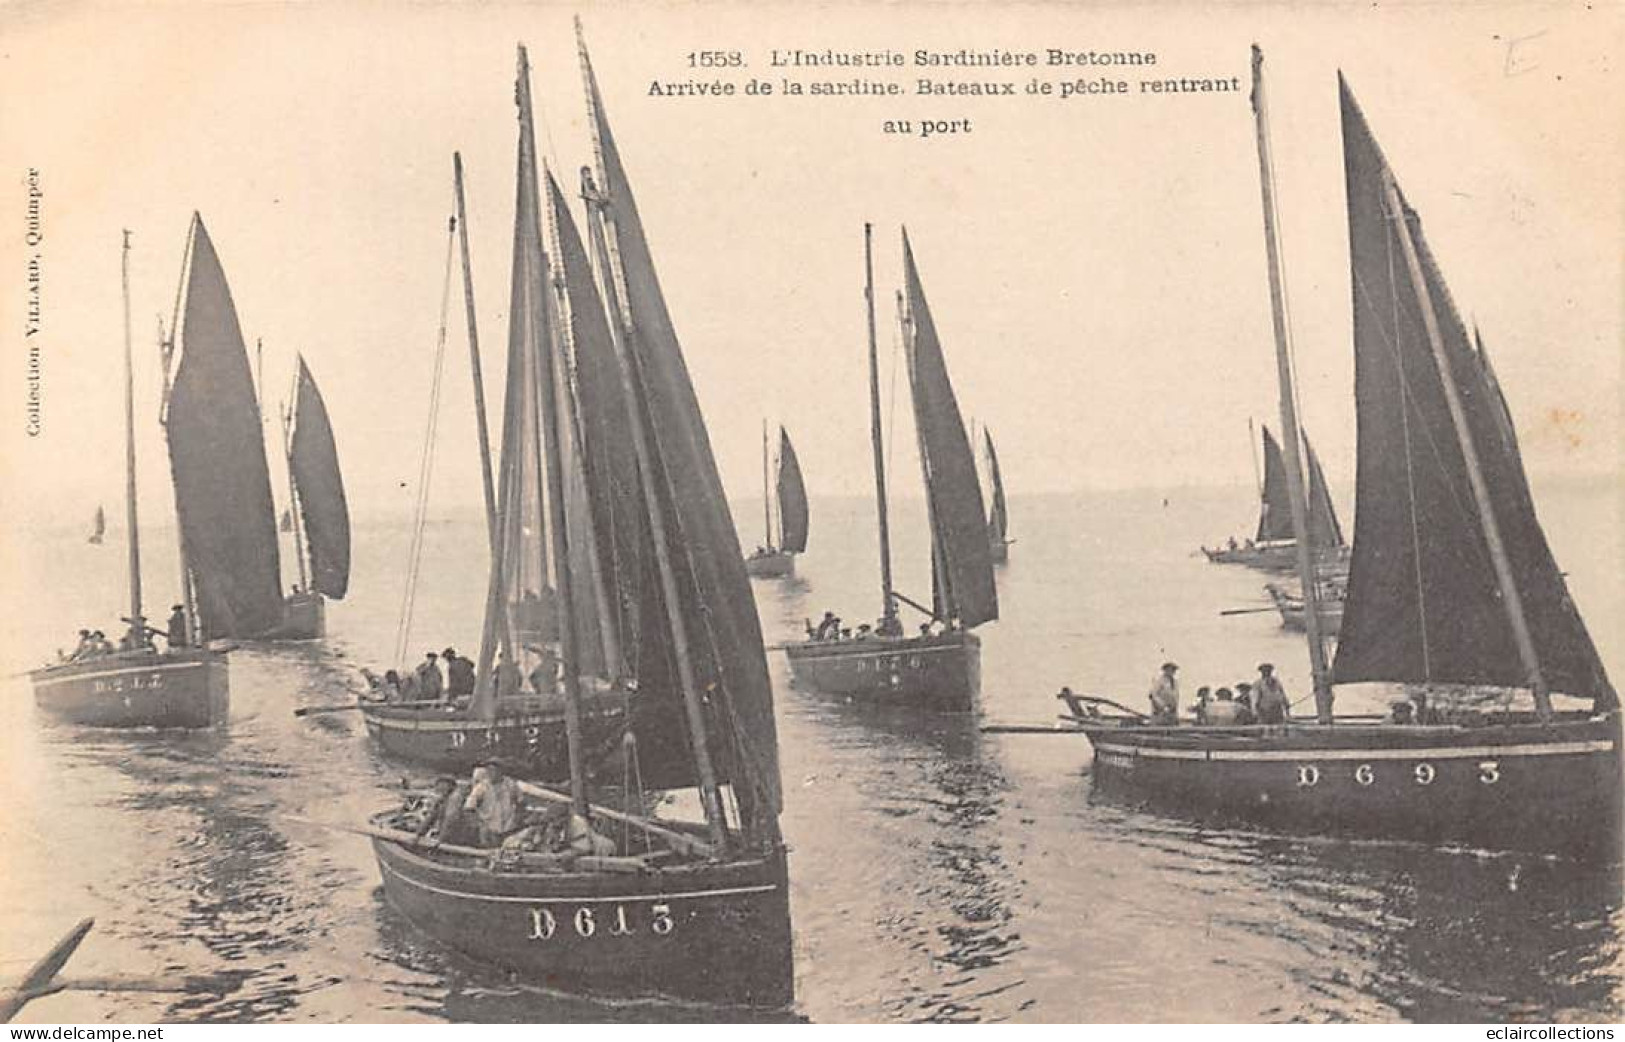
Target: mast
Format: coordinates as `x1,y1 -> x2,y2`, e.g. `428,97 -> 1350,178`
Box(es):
515,44 -> 590,817
121,231 -> 144,638
455,153 -> 502,563
864,224 -> 897,625
761,418 -> 773,551
1250,45 -> 1333,720
280,392 -> 310,593
582,162 -> 730,850
1379,171 -> 1551,719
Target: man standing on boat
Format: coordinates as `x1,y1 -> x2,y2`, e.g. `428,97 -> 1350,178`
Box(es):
416,651 -> 444,702
1148,661 -> 1180,723
1254,663 -> 1289,724
166,604 -> 188,648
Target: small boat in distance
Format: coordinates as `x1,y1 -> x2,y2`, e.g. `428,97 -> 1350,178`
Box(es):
370,33 -> 792,1009
1059,47 -> 1620,860
270,355 -> 352,638
744,422 -> 808,578
983,428 -> 1012,564
784,226 -> 998,712
31,230 -> 229,729
1265,577 -> 1344,635
1203,421 -> 1346,573
87,506 -> 105,545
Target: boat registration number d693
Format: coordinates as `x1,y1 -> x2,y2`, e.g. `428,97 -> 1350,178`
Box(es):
527,902 -> 676,941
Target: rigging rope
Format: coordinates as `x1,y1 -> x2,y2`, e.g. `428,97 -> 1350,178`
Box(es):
393,216 -> 459,667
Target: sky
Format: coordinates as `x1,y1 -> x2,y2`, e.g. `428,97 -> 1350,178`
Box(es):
1,1 -> 1620,537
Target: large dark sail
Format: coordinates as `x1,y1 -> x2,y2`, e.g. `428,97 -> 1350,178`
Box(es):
581,32 -> 782,833
775,428 -> 808,554
985,429 -> 1009,545
1331,78 -> 1614,703
1255,425 -> 1293,542
901,231 -> 998,629
164,215 -> 283,637
289,356 -> 351,599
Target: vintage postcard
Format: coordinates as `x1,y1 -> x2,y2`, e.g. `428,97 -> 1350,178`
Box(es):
1,0 -> 1620,1025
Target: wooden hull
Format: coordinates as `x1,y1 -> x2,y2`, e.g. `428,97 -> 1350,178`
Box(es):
373,835 -> 793,1008
30,647 -> 229,729
1203,543 -> 1348,574
743,550 -> 795,579
1265,583 -> 1344,634
1075,714 -> 1622,860
252,592 -> 325,641
785,629 -> 980,711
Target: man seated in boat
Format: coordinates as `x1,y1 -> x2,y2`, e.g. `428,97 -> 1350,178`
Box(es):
1202,687 -> 1247,725
465,761 -> 521,847
66,629 -> 94,661
877,613 -> 904,638
413,776 -> 479,848
854,623 -> 873,640
1148,661 -> 1180,723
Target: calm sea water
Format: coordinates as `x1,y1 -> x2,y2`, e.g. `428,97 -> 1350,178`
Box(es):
3,483 -> 1620,1023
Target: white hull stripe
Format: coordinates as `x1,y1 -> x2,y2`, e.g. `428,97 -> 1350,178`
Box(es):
379,857 -> 777,904
33,661 -> 206,688
1095,739 -> 1615,762
366,713 -> 567,733
787,644 -> 969,665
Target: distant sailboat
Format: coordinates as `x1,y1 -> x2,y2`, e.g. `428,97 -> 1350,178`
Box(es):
87,506 -> 105,545
1203,421 -> 1346,572
1061,47 -> 1620,860
983,429 -> 1011,564
272,355 -> 352,638
784,226 -> 997,711
744,423 -> 808,578
30,231 -> 229,728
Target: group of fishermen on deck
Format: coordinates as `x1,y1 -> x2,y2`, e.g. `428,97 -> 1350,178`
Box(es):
804,609 -> 954,643
393,758 -> 617,861
60,605 -> 192,662
363,644 -> 562,708
1144,660 -> 1293,725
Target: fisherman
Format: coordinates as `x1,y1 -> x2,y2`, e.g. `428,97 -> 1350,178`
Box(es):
416,651 -> 444,702
1206,687 -> 1243,725
464,761 -> 521,846
877,613 -> 903,638
855,623 -> 873,640
1193,685 -> 1213,723
1227,536 -> 1239,551
167,605 -> 189,648
90,631 -> 114,656
418,775 -> 478,847
1233,683 -> 1257,725
67,629 -> 93,660
839,628 -> 852,640
1254,663 -> 1290,724
444,647 -> 475,700
814,611 -> 839,641
1148,661 -> 1180,723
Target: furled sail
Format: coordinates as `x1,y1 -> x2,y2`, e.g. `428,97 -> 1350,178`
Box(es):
580,28 -> 782,835
164,214 -> 283,638
1303,434 -> 1344,550
289,356 -> 351,599
775,428 -> 809,554
901,230 -> 998,629
985,429 -> 1009,546
1330,78 -> 1614,704
1255,425 -> 1294,542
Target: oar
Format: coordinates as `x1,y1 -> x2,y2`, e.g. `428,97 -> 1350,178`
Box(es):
282,814 -> 495,858
981,723 -> 1088,735
293,702 -> 368,717
1219,606 -> 1278,616
0,918 -> 94,1022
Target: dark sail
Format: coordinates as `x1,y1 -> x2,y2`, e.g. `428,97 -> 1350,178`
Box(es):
289,356 -> 351,599
581,34 -> 782,831
164,215 -> 283,637
901,230 -> 998,629
1303,433 -> 1344,549
985,429 -> 1009,545
1330,78 -> 1614,703
1255,425 -> 1293,542
775,428 -> 808,554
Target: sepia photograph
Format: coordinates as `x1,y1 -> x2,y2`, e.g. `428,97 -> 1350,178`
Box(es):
0,0 -> 1620,1025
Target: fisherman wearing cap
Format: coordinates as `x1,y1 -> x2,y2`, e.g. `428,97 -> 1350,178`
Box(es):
465,760 -> 521,846
68,629 -> 94,661
1148,661 -> 1180,723
166,605 -> 189,648
1255,663 -> 1290,724
416,651 -> 444,702
814,611 -> 839,641
444,647 -> 475,701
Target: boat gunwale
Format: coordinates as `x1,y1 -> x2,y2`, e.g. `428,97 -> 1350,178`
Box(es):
783,627 -> 980,661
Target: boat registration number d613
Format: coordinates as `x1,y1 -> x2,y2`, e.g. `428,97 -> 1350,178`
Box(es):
527,902 -> 676,941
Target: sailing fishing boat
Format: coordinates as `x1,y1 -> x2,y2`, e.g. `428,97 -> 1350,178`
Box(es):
1059,48 -> 1620,860
983,429 -> 1012,564
266,356 -> 352,639
784,226 -> 998,712
744,423 -> 808,578
1202,422 -> 1346,572
369,35 -> 791,1008
30,231 -> 229,728
1264,576 -> 1345,635
87,506 -> 106,545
